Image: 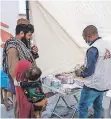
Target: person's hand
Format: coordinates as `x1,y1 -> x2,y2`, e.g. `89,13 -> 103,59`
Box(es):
80,65 -> 85,71
75,69 -> 82,77
34,98 -> 47,107
14,80 -> 20,86
31,45 -> 38,54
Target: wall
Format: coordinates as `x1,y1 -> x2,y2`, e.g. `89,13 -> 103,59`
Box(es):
0,1 -> 19,47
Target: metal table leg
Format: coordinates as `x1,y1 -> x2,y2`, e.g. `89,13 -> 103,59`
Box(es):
61,96 -> 71,108
71,107 -> 78,118
51,94 -> 79,118
74,95 -> 78,103
71,95 -> 79,118
51,96 -> 72,118
51,96 -> 61,117
52,112 -> 63,118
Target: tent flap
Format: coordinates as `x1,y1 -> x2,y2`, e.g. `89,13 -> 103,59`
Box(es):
29,1 -> 84,76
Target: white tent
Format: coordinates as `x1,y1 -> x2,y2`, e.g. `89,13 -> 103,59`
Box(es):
29,0 -> 111,76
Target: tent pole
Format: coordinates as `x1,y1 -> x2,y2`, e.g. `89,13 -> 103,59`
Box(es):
26,0 -> 29,20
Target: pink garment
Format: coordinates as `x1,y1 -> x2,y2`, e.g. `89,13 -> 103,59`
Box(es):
15,60 -> 35,118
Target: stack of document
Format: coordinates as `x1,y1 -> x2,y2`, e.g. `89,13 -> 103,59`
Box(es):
62,83 -> 82,89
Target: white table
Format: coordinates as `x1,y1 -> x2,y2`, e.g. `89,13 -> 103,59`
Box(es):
42,83 -> 82,118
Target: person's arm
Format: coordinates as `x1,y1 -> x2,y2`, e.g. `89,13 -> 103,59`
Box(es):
34,98 -> 47,107
20,81 -> 41,88
14,79 -> 42,88
75,47 -> 99,78
7,48 -> 19,80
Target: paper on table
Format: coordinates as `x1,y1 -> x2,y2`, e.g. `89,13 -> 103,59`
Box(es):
62,83 -> 82,89
74,78 -> 85,87
106,90 -> 111,97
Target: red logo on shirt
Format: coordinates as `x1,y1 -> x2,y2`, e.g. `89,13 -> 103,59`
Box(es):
104,49 -> 111,60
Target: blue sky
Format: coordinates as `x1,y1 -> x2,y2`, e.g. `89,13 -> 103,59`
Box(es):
19,0 -> 26,14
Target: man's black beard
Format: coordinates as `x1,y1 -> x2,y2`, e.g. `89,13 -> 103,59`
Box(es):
21,37 -> 39,59
21,37 -> 31,49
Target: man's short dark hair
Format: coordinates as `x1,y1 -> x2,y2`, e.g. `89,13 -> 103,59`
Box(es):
25,66 -> 42,81
82,25 -> 98,40
15,24 -> 34,35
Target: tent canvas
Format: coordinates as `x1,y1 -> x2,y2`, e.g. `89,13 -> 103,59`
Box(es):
29,1 -> 111,76
29,1 -> 85,76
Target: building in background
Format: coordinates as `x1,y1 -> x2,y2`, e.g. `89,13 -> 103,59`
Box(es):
0,1 -> 19,48
19,13 -> 26,19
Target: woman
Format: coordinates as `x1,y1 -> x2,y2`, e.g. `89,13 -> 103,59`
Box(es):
15,60 -> 47,118
14,60 -> 35,117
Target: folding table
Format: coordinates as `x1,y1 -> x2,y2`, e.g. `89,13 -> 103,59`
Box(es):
42,83 -> 81,118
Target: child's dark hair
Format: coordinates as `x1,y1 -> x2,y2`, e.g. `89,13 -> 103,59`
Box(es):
25,65 -> 42,81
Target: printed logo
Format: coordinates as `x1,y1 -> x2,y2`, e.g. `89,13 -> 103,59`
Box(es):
104,49 -> 111,60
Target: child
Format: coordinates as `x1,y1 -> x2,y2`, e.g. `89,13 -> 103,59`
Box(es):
24,65 -> 46,117
15,60 -> 46,118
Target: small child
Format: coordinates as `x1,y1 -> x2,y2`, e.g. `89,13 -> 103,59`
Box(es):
24,65 -> 46,117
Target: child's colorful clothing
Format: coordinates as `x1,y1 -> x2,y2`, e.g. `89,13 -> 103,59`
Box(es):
20,79 -> 46,112
24,80 -> 45,103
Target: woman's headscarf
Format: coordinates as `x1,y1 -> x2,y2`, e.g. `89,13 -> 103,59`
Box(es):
15,60 -> 32,81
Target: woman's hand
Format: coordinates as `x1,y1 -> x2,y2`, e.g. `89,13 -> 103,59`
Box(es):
14,80 -> 20,86
34,98 -> 47,107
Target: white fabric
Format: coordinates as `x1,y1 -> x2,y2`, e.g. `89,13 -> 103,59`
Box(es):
85,39 -> 111,90
29,1 -> 84,76
29,1 -> 111,76
37,1 -> 111,48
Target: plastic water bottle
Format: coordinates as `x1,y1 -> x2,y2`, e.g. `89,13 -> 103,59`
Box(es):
42,77 -> 46,84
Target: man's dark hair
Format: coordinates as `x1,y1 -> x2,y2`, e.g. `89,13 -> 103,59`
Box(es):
82,25 -> 98,40
15,24 -> 34,35
25,66 -> 42,81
